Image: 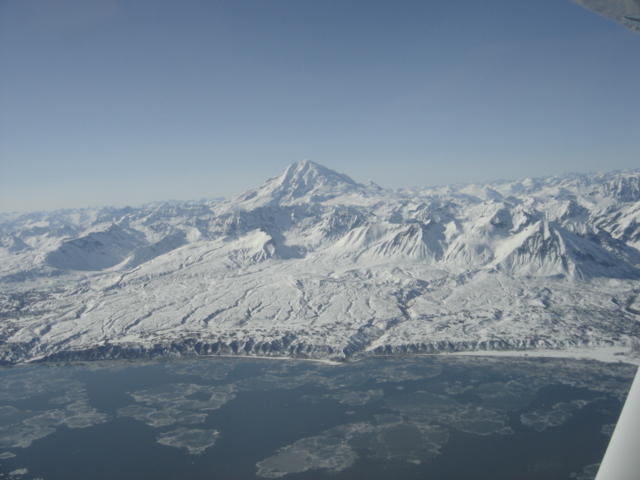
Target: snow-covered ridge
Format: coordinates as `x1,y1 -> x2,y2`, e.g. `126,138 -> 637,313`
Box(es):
1,162 -> 640,364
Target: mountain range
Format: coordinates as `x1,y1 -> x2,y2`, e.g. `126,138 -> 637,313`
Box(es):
2,160 -> 640,364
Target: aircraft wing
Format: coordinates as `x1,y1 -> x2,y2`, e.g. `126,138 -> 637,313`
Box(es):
571,0 -> 640,33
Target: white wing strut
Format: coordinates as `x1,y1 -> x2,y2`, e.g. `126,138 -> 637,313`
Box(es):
595,367 -> 640,480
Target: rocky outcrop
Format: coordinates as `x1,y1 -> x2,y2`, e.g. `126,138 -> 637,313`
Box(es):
0,335 -> 631,365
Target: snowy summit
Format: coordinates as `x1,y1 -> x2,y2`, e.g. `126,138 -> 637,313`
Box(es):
232,159 -> 363,208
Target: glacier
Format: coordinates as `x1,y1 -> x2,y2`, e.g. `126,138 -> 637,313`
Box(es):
1,160 -> 640,364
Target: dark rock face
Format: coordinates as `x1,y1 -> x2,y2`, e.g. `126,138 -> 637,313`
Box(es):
0,336 -> 623,366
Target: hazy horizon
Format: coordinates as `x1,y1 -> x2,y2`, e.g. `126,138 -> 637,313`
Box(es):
2,160 -> 640,216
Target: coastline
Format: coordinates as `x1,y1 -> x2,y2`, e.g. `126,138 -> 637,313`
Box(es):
443,345 -> 640,366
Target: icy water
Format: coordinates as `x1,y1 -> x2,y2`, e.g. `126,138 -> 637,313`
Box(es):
0,356 -> 635,480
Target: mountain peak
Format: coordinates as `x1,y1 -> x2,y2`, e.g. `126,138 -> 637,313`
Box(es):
278,159 -> 357,192
231,160 -> 362,208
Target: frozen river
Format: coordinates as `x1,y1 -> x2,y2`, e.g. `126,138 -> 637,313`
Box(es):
0,355 -> 635,480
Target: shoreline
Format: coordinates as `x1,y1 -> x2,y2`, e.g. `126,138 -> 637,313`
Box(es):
441,346 -> 640,366
8,345 -> 638,369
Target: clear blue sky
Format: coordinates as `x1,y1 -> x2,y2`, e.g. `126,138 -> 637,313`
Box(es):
1,0 -> 639,213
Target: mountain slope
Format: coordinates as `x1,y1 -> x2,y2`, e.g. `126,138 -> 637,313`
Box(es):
1,162 -> 640,364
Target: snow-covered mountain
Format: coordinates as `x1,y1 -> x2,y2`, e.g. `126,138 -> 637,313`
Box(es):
2,160 -> 640,364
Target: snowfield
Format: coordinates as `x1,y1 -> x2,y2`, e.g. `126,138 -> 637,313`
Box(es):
2,160 -> 640,364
